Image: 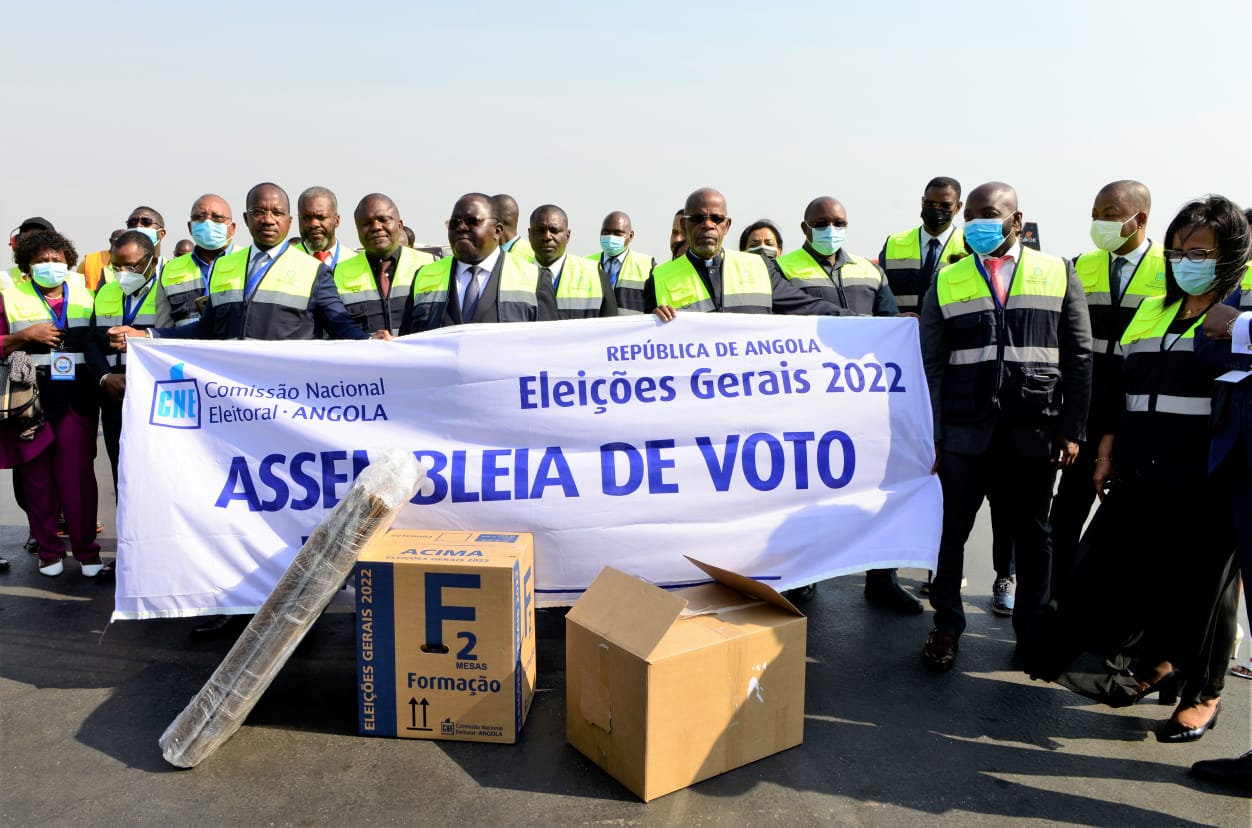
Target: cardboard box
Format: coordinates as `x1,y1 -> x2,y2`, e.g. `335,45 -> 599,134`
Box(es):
566,557 -> 806,801
355,529 -> 535,743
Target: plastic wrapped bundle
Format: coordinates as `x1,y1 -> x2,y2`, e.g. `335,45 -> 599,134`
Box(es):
160,449 -> 425,768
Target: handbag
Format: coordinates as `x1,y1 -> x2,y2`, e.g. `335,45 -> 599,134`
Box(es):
0,350 -> 44,437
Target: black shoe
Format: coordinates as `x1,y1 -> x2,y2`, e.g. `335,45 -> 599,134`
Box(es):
1157,701 -> 1220,743
1191,750 -> 1252,790
24,536 -> 37,555
0,556 -> 9,570
190,614 -> 244,642
865,582 -> 924,615
922,628 -> 960,672
784,583 -> 817,602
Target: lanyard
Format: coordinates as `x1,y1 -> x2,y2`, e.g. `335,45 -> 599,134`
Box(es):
36,283 -> 70,329
327,242 -> 340,272
245,241 -> 289,300
122,280 -> 155,326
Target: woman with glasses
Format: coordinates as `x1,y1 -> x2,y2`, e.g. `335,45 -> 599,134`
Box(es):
0,229 -> 103,576
1033,195 -> 1250,743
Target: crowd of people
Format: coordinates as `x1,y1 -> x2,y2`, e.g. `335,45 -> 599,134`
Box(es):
2,177 -> 1250,788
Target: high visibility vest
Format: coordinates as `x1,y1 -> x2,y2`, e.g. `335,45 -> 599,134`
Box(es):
206,245 -> 322,340
552,255 -> 605,320
160,251 -> 216,326
79,249 -> 112,291
882,226 -> 967,314
934,248 -> 1070,426
651,251 -> 772,313
93,279 -> 158,368
1240,262 -> 1252,309
1,275 -> 97,417
775,248 -> 881,315
405,254 -> 542,333
504,236 -> 535,261
293,239 -> 358,273
332,246 -> 434,334
587,249 -> 653,315
1074,242 -> 1167,356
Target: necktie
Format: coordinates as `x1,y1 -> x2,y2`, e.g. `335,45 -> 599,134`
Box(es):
460,266 -> 481,322
985,257 -> 1009,306
248,251 -> 270,279
922,238 -> 941,282
1110,257 -> 1127,304
541,266 -> 556,292
376,257 -> 392,299
606,257 -> 621,287
314,250 -> 333,264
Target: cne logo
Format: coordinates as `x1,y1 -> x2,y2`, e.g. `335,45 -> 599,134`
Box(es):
149,363 -> 202,429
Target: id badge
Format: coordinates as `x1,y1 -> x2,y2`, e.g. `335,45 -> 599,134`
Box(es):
50,353 -> 76,381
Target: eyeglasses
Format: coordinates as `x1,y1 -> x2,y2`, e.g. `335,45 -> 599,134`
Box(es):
247,207 -> 288,219
685,213 -> 727,225
126,216 -> 162,229
807,221 -> 848,229
190,212 -> 231,223
1164,248 -> 1218,263
446,216 -> 495,230
115,256 -> 153,274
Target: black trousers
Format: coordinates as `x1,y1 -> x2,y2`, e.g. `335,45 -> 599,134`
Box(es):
1048,439 -> 1097,599
931,427 -> 1057,643
102,400 -> 122,497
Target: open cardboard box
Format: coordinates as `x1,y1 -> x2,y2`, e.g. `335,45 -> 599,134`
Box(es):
566,557 -> 806,801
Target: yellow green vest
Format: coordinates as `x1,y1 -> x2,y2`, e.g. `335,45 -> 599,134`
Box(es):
552,255 -> 605,319
333,246 -> 434,334
207,244 -> 322,339
651,251 -> 772,313
587,248 -> 653,315
882,226 -> 967,312
406,253 -> 541,331
1074,241 -> 1168,355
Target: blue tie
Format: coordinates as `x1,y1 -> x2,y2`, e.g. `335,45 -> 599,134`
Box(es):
606,257 -> 621,287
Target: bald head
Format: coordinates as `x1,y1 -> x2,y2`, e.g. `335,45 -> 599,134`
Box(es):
685,188 -> 726,217
492,194 -> 520,236
187,193 -> 236,254
602,211 -> 632,233
683,188 -> 731,259
190,193 -> 231,222
1091,180 -> 1151,254
804,197 -> 845,225
1096,180 -> 1151,214
964,182 -> 1022,255
966,182 -> 1018,214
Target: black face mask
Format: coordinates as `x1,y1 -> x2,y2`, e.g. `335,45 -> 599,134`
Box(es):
921,206 -> 953,231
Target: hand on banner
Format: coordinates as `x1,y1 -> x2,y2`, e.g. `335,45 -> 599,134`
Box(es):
101,374 -> 126,402
1201,302 -> 1238,339
107,325 -> 149,351
370,330 -> 394,341
653,305 -> 678,323
1052,436 -> 1079,468
899,311 -> 920,320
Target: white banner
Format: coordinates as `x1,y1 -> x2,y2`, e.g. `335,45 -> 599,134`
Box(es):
113,315 -> 940,619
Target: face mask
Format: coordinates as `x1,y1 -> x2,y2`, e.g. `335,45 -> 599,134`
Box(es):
921,206 -> 954,230
190,219 -> 230,251
809,225 -> 846,256
600,234 -> 627,257
1089,218 -> 1135,252
30,262 -> 69,288
746,244 -> 778,258
116,268 -> 151,295
964,218 -> 1011,255
132,226 -> 160,245
1172,258 -> 1218,296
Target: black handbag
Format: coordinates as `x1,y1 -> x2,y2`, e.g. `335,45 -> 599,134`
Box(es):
0,351 -> 44,437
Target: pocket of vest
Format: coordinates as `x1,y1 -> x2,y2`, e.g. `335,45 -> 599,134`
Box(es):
1014,370 -> 1061,417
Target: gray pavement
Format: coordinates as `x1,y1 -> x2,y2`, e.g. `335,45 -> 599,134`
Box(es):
1,453 -> 1250,827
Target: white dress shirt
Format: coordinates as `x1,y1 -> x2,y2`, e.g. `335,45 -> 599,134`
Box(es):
455,247 -> 500,309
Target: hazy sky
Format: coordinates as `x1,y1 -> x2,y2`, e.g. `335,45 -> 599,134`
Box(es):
3,1 -> 1250,268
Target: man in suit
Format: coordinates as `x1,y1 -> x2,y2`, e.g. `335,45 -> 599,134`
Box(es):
592,211 -> 655,315
529,205 -> 616,320
880,177 -> 967,317
492,193 -> 535,260
399,193 -> 557,333
919,181 -> 1092,671
1191,257 -> 1252,787
295,186 -> 356,273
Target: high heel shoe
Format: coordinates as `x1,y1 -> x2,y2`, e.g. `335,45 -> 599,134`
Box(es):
1157,701 -> 1220,743
1106,668 -> 1179,708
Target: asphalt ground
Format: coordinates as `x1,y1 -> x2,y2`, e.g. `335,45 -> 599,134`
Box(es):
1,452 -> 1250,827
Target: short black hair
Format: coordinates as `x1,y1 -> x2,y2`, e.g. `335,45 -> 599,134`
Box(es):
130,205 -> 165,227
1162,195 -> 1251,306
246,182 -> 290,210
738,219 -> 783,252
529,204 -> 568,227
925,177 -> 962,198
460,192 -> 500,222
112,229 -> 156,258
13,229 -> 79,273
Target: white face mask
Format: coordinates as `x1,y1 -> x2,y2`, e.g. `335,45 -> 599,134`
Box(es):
1089,217 -> 1136,252
116,269 -> 151,295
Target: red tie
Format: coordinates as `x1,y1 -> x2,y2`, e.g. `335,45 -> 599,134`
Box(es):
376,258 -> 392,299
314,250 -> 333,264
985,257 -> 1008,306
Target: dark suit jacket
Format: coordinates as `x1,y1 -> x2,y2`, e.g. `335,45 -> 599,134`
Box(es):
1195,292 -> 1252,473
920,258 -> 1093,457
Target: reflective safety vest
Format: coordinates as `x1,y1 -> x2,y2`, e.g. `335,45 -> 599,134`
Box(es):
1240,262 -> 1252,309
93,279 -> 158,368
207,245 -> 322,340
0,275 -> 97,417
651,251 -> 772,314
935,247 -> 1069,426
882,226 -> 967,314
552,255 -> 605,320
775,248 -> 881,314
587,248 -> 653,315
405,254 -> 542,332
79,249 -> 112,291
1074,241 -> 1167,356
332,246 -> 434,334
503,236 -> 535,261
160,251 -> 216,326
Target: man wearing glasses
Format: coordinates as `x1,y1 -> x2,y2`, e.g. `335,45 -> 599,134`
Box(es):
399,192 -> 557,333
154,194 -> 238,328
648,188 -> 840,320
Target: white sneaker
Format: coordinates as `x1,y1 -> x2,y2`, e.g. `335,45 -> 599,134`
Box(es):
992,576 -> 1016,616
81,561 -> 104,577
39,559 -> 64,577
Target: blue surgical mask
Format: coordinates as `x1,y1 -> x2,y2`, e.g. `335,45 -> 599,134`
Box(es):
1171,258 -> 1218,296
809,225 -> 846,256
600,234 -> 627,258
31,262 -> 69,288
133,226 -> 160,245
190,219 -> 230,251
964,218 -> 1010,255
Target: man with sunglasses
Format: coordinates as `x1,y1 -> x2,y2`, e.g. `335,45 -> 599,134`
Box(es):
399,193 -> 557,333
1048,181 -> 1164,601
648,188 -> 841,320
